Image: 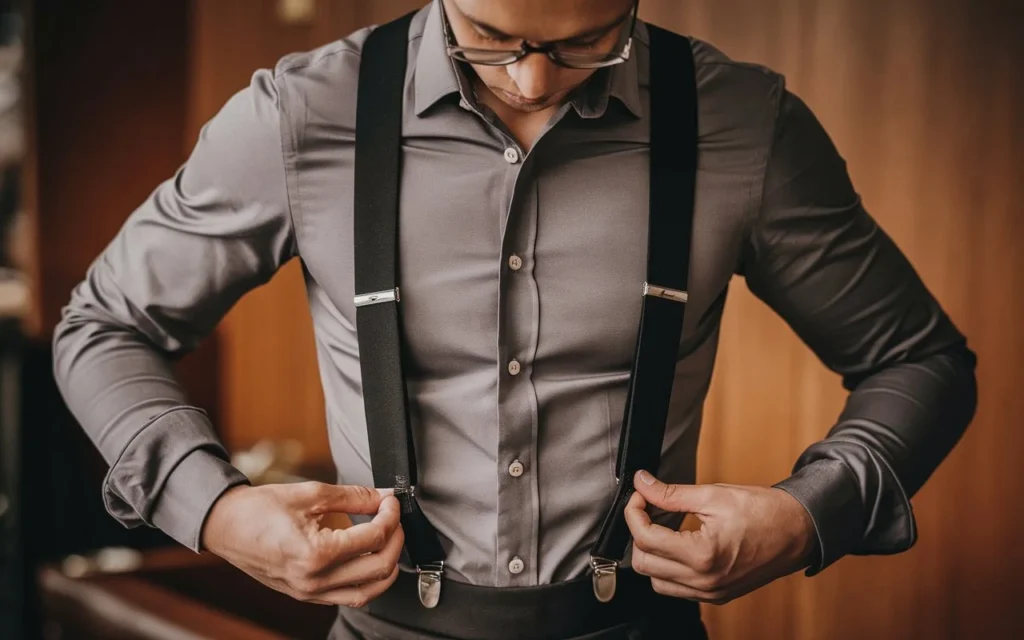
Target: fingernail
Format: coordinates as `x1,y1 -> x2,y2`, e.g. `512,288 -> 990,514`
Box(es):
376,488 -> 394,497
638,470 -> 656,485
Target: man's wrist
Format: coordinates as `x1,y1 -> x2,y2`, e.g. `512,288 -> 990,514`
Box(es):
793,499 -> 821,570
198,483 -> 252,554
771,486 -> 820,571
772,459 -> 865,576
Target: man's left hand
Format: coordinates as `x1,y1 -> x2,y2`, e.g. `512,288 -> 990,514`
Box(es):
624,470 -> 818,605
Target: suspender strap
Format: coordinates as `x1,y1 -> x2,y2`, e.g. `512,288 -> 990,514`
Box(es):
589,25 -> 699,601
354,12 -> 446,607
354,12 -> 697,609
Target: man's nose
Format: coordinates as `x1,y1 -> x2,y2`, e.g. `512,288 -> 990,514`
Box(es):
506,51 -> 558,99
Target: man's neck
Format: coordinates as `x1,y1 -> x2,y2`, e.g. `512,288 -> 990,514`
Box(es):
473,78 -> 561,152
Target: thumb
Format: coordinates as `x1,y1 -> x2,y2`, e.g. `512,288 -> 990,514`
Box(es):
633,470 -> 713,515
299,482 -> 385,517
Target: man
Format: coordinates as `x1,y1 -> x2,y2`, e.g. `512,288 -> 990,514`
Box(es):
53,0 -> 977,638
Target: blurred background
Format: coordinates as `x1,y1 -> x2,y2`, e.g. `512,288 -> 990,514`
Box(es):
0,0 -> 1021,638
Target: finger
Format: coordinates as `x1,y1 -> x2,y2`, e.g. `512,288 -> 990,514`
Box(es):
317,565 -> 401,608
316,495 -> 401,561
314,521 -> 405,591
649,577 -> 730,606
633,540 -> 757,601
633,471 -> 715,515
624,490 -> 654,532
295,482 -> 385,517
626,489 -> 646,512
624,496 -> 682,557
625,500 -> 716,569
372,495 -> 401,530
631,541 -> 705,586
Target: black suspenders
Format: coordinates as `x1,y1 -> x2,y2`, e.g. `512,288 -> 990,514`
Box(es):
353,12 -> 447,609
590,23 -> 698,602
353,13 -> 698,608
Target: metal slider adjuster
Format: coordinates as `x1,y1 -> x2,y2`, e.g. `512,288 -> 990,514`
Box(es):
416,561 -> 444,608
393,475 -> 414,514
589,556 -> 618,603
642,281 -> 688,304
354,287 -> 400,307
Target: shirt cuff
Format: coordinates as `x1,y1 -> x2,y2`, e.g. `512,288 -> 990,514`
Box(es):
149,448 -> 251,551
772,459 -> 864,576
101,406 -> 249,551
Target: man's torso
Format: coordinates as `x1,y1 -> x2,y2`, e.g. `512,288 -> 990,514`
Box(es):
271,2 -> 782,586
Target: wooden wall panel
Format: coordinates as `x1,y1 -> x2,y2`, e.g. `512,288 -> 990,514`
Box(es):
30,2 -> 189,333
190,1 -> 1021,637
639,0 -> 1023,638
27,1 -> 220,420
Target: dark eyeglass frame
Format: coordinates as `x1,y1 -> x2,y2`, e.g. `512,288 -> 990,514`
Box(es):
439,0 -> 639,70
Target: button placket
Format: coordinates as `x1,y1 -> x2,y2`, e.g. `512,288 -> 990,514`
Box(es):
494,142 -> 541,586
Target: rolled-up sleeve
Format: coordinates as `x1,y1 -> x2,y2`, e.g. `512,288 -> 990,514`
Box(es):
52,68 -> 296,551
743,89 -> 978,575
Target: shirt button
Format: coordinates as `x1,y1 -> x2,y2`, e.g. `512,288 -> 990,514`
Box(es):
507,360 -> 521,376
508,460 -> 525,477
503,147 -> 520,164
508,557 -> 525,574
508,254 -> 523,271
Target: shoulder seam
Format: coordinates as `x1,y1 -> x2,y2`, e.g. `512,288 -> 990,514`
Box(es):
698,59 -> 779,80
275,46 -> 362,79
273,30 -> 423,79
270,62 -> 307,258
740,74 -> 786,273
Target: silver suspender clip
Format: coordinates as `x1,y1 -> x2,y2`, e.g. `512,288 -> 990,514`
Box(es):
589,556 -> 618,603
416,561 -> 444,608
394,476 -> 444,608
354,287 -> 400,307
643,282 -> 688,304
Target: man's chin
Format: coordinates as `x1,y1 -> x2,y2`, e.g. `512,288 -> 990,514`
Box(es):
498,88 -> 559,112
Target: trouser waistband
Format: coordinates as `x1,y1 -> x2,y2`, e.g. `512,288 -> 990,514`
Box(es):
360,568 -> 705,640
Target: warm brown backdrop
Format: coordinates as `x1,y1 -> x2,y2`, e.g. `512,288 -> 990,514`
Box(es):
25,0 -> 1022,638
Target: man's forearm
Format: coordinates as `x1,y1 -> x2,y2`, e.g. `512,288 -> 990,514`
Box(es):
51,68 -> 297,552
53,296 -> 249,551
774,341 -> 978,574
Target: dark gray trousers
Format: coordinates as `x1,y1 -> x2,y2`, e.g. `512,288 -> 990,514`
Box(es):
328,604 -> 710,640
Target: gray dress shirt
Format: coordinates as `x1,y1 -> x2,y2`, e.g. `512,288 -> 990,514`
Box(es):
53,1 -> 976,589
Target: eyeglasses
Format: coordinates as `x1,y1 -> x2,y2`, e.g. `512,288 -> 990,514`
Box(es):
440,1 -> 638,70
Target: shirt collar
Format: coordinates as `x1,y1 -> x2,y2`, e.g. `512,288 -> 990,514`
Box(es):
413,1 -> 463,116
606,19 -> 646,118
572,21 -> 646,120
413,0 -> 645,120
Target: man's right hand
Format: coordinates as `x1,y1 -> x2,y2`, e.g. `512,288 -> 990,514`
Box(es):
200,481 -> 404,608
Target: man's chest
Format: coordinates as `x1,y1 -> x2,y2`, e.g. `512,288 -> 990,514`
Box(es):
292,109 -> 750,377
